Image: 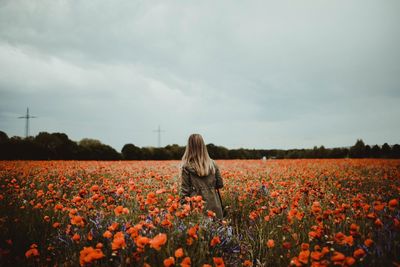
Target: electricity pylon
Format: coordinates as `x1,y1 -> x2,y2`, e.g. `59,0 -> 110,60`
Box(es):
153,125 -> 165,147
18,108 -> 37,138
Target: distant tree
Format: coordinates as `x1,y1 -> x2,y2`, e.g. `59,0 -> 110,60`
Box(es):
2,136 -> 42,159
276,150 -> 286,159
287,150 -> 300,159
371,145 -> 381,158
229,148 -> 251,159
296,149 -> 307,159
0,131 -> 8,159
0,131 -> 9,143
365,145 -> 371,158
349,139 -> 366,158
267,149 -> 279,159
122,144 -> 142,160
253,149 -> 266,159
307,146 -> 318,158
343,148 -> 350,158
207,144 -> 229,159
329,147 -> 347,158
392,144 -> 400,158
165,144 -> 185,159
34,132 -> 79,159
79,138 -> 103,147
1,129 -> 397,160
206,143 -> 217,158
35,132 -> 60,158
381,143 -> 391,158
153,147 -> 172,160
140,147 -> 154,160
316,146 -> 327,158
78,138 -> 120,160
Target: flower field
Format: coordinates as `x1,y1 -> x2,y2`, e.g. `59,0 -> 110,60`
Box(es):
0,159 -> 399,267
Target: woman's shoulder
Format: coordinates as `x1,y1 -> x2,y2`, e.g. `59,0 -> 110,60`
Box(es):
181,162 -> 196,174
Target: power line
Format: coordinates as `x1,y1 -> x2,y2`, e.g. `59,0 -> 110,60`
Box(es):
18,107 -> 37,138
153,125 -> 165,148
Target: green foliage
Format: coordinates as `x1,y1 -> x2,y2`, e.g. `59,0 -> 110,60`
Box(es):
0,130 -> 9,143
0,132 -> 120,160
0,131 -> 399,160
349,139 -> 366,158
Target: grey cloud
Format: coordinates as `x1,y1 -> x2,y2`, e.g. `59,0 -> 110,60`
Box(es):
0,0 -> 399,150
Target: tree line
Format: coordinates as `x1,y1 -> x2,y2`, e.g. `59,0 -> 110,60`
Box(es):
0,131 -> 399,160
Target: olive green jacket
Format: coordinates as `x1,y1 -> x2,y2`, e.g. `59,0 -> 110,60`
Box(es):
180,160 -> 224,219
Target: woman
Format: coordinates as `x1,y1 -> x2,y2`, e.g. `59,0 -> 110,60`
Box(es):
180,134 -> 224,219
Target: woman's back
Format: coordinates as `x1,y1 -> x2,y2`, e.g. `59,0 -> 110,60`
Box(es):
181,160 -> 224,219
179,134 -> 224,219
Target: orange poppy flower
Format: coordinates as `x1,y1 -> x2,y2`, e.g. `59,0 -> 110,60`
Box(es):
270,191 -> 279,197
266,239 -> 275,248
156,188 -> 166,194
91,185 -> 99,192
87,231 -> 93,241
116,187 -> 124,195
112,231 -> 126,250
149,233 -> 167,251
103,230 -> 112,239
163,257 -> 175,267
345,256 -> 356,266
349,223 -> 359,235
374,218 -> 383,227
145,192 -> 158,205
373,201 -> 385,211
114,205 -> 129,216
213,257 -> 225,267
72,233 -> 80,242
394,218 -> 400,230
289,257 -> 302,267
210,236 -> 221,247
311,251 -> 323,261
345,235 -> 354,246
175,248 -> 184,258
311,201 -> 322,214
25,244 -> 39,258
301,243 -> 309,251
135,235 -> 150,249
353,248 -> 366,259
79,246 -> 105,266
298,250 -> 310,264
364,238 -> 374,247
71,215 -> 85,227
207,210 -> 216,218
108,222 -> 119,231
331,252 -> 345,264
181,257 -> 191,267
321,246 -> 330,256
187,225 -> 199,239
388,199 -> 398,210
54,203 -> 63,211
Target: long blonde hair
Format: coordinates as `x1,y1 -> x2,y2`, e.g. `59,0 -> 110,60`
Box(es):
181,134 -> 215,176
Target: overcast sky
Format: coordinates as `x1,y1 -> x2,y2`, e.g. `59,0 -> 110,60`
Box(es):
0,0 -> 399,151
